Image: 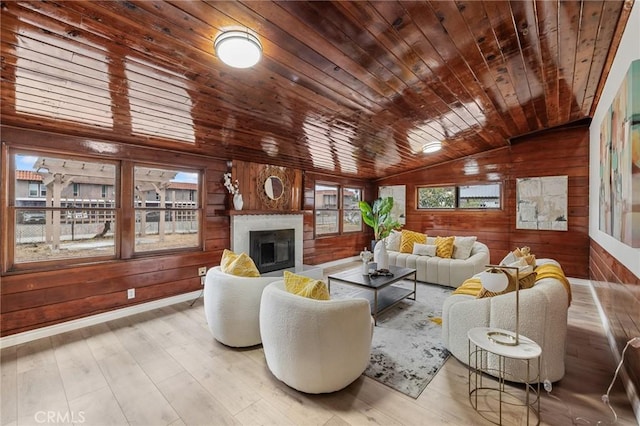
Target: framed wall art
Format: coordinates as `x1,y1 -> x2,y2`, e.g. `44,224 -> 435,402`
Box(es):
599,59 -> 639,247
516,176 -> 568,231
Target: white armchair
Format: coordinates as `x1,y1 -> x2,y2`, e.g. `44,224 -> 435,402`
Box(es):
259,281 -> 374,393
203,266 -> 277,347
442,260 -> 569,383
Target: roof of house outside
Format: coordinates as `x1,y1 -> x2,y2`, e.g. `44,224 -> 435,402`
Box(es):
16,171 -> 43,181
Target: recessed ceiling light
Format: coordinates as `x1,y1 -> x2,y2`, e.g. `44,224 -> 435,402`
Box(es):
214,30 -> 262,69
422,141 -> 442,153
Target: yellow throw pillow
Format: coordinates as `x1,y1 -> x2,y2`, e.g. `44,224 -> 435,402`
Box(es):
477,269 -> 516,299
400,230 -> 427,253
434,236 -> 455,258
453,277 -> 483,297
283,271 -> 330,300
220,249 -> 260,277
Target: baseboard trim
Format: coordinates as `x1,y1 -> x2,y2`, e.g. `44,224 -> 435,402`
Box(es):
315,256 -> 359,269
587,280 -> 640,424
0,290 -> 203,349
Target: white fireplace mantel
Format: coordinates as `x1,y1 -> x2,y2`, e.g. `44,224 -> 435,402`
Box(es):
230,214 -> 304,268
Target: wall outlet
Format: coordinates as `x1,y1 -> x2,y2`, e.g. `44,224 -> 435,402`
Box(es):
198,266 -> 207,276
127,288 -> 135,299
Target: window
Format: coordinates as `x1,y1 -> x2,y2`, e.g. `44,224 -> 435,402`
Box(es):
133,166 -> 200,253
417,183 -> 502,209
314,184 -> 363,236
27,181 -> 45,197
417,186 -> 456,209
9,150 -> 203,270
315,184 -> 338,235
13,153 -> 117,265
342,187 -> 362,232
458,184 -> 501,209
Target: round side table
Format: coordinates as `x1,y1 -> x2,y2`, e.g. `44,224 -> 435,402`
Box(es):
468,327 -> 542,425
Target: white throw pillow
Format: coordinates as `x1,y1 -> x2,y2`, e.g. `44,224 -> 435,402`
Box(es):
412,243 -> 437,257
500,251 -> 517,266
508,259 -> 533,274
385,230 -> 402,252
452,236 -> 477,260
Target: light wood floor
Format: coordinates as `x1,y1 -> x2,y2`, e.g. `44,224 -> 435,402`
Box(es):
1,263 -> 637,426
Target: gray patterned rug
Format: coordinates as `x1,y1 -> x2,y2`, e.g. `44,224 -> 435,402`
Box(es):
331,280 -> 452,398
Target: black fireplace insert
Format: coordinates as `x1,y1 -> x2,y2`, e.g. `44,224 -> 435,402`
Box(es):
249,229 -> 295,273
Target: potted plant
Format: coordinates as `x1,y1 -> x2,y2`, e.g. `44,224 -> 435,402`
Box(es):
358,197 -> 401,242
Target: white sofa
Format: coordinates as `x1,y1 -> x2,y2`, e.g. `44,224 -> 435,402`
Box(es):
441,259 -> 569,383
259,281 -> 374,393
203,266 -> 278,347
386,236 -> 490,287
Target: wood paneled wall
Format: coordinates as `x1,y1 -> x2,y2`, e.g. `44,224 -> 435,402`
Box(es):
589,240 -> 640,394
302,171 -> 374,265
376,125 -> 591,278
230,160 -> 302,212
1,127 -> 229,336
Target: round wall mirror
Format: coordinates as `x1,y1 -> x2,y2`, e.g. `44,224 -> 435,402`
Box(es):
264,175 -> 284,200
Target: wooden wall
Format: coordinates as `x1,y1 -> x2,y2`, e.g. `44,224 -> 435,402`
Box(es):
376,125 -> 591,278
0,130 -> 374,336
589,240 -> 640,394
0,127 -> 229,336
230,160 -> 302,212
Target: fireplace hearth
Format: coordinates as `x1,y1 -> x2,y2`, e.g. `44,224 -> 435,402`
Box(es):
250,229 -> 295,273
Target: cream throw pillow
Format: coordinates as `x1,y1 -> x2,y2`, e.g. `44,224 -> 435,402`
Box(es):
452,236 -> 477,260
412,243 -> 437,256
220,249 -> 260,277
400,230 -> 427,253
385,230 -> 402,252
283,271 -> 330,300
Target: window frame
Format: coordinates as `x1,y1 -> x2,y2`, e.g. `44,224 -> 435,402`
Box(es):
10,150 -> 120,270
416,185 -> 456,210
314,182 -> 363,237
416,182 -> 503,210
457,183 -> 502,209
132,163 -> 202,256
6,148 -> 205,272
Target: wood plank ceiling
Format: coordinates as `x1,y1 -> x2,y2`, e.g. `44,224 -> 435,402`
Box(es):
0,1 -> 633,179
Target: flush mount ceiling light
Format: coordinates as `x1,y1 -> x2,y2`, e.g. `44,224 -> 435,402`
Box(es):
422,141 -> 442,153
214,30 -> 262,69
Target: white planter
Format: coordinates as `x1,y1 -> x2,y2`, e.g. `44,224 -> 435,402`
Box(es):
374,240 -> 389,270
233,193 -> 244,210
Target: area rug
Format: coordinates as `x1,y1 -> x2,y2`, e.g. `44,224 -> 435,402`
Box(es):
331,280 -> 452,398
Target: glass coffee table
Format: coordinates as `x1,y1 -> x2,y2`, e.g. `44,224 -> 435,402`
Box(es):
327,265 -> 417,325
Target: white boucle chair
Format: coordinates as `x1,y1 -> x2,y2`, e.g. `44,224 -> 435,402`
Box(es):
442,259 -> 569,383
259,281 -> 374,394
203,266 -> 278,347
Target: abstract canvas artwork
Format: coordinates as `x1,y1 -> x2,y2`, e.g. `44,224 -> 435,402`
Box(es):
516,176 -> 568,231
599,60 -> 639,248
379,185 -> 406,225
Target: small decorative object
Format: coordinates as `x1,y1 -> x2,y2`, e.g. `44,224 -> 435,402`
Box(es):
233,193 -> 244,210
480,265 -> 520,346
360,247 -> 373,275
370,269 -> 393,277
223,172 -> 242,210
374,239 -> 389,269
